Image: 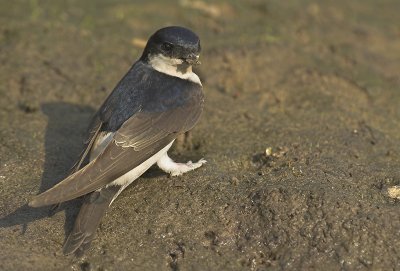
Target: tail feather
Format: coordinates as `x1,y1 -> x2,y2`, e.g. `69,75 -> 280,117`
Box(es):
63,185 -> 120,255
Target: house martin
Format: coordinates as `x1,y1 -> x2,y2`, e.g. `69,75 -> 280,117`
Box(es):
29,26 -> 206,255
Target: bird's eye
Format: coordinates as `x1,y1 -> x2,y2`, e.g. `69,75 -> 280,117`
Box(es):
162,42 -> 173,52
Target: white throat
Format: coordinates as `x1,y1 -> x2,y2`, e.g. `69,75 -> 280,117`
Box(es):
148,54 -> 202,86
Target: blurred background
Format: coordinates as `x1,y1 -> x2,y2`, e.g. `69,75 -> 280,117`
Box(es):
1,1 -> 400,270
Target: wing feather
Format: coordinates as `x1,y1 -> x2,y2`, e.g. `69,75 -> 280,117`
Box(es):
69,115 -> 103,173
114,101 -> 202,150
29,97 -> 202,207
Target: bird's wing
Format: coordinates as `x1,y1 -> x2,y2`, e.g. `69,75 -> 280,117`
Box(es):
29,100 -> 202,207
114,105 -> 202,150
69,114 -> 103,173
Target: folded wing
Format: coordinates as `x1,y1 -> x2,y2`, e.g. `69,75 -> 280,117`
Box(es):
29,99 -> 202,207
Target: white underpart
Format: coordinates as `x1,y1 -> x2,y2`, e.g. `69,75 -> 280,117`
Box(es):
107,140 -> 175,204
88,135 -> 206,205
148,54 -> 202,86
157,153 -> 207,177
108,140 -> 174,187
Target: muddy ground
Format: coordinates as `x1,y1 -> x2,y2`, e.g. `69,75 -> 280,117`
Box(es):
1,0 -> 400,270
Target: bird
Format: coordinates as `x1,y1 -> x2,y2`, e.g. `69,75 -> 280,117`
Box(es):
29,26 -> 206,255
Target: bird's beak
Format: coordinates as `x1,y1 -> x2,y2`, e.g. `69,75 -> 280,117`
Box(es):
184,54 -> 201,65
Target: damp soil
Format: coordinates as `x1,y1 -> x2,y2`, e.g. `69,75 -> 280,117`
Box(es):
1,1 -> 400,270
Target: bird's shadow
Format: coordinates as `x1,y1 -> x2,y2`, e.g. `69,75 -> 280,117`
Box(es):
0,102 -> 167,239
0,102 -> 96,237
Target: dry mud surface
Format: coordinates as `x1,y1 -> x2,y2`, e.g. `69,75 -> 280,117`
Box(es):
1,1 -> 400,270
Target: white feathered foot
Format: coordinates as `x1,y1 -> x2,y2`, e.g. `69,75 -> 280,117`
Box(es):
157,152 -> 206,176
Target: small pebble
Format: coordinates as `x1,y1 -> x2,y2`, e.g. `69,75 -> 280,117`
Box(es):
387,185 -> 400,199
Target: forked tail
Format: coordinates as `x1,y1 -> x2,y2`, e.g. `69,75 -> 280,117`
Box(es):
63,185 -> 120,255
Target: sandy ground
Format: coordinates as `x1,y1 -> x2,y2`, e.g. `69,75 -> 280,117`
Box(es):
1,0 -> 400,270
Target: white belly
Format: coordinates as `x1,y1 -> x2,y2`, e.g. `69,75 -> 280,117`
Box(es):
108,140 -> 174,188
90,131 -> 174,204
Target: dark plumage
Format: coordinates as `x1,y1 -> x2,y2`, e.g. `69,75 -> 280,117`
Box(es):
141,26 -> 201,62
29,26 -> 204,255
100,61 -> 202,132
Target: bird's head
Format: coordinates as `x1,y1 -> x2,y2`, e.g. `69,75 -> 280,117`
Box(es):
141,26 -> 201,75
